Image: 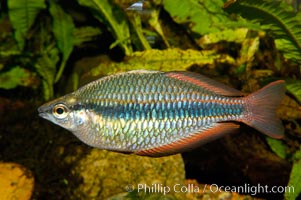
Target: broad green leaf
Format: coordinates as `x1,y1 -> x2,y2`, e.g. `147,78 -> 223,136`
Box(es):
197,28 -> 249,47
78,0 -> 132,55
286,80 -> 301,103
266,138 -> 287,159
49,1 -> 75,83
0,66 -> 34,89
285,158 -> 301,200
8,0 -> 46,50
163,0 -> 231,36
225,0 -> 301,64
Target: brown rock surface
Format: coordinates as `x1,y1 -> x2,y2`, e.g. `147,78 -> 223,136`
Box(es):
69,149 -> 185,199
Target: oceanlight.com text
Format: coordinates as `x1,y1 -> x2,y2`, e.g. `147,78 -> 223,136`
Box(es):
125,183 -> 294,196
209,183 -> 294,196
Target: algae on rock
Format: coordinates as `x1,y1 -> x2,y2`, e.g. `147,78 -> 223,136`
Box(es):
69,149 -> 185,200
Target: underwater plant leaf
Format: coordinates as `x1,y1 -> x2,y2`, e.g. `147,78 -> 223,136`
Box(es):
73,26 -> 102,46
197,28 -> 249,48
78,0 -> 132,55
286,80 -> 301,103
0,66 -> 35,89
148,8 -> 170,47
127,12 -> 152,50
7,0 -> 46,50
35,47 -> 59,100
285,158 -> 301,200
295,148 -> 301,160
225,0 -> 301,64
163,0 -> 231,36
88,48 -> 235,77
49,1 -> 75,83
125,0 -> 169,48
266,138 -> 287,159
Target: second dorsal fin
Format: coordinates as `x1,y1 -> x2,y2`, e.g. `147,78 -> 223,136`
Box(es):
166,71 -> 244,96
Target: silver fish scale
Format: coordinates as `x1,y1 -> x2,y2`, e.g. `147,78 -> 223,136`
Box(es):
74,72 -> 243,151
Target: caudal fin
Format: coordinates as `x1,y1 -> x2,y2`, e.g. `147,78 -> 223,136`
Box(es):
243,80 -> 286,139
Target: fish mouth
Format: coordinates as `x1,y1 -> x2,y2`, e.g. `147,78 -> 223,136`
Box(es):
37,105 -> 46,113
37,106 -> 49,119
38,112 -> 48,119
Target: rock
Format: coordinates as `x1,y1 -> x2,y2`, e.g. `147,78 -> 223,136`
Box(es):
69,149 -> 185,199
0,162 -> 34,200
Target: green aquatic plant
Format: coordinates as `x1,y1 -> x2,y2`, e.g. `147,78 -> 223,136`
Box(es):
5,0 -> 72,99
34,43 -> 60,100
162,0 -> 261,43
266,137 -> 287,159
285,148 -> 301,200
0,66 -> 37,89
2,0 -> 99,99
78,0 -> 132,55
8,0 -> 46,50
286,80 -> 301,104
163,0 -> 229,35
225,0 -> 301,64
49,1 -> 75,83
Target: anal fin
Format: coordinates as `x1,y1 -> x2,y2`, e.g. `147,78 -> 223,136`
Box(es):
135,123 -> 240,157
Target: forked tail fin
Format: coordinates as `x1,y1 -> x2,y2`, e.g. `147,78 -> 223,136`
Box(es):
243,80 -> 286,139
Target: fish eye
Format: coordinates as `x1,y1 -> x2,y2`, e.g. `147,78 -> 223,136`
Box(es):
53,104 -> 68,119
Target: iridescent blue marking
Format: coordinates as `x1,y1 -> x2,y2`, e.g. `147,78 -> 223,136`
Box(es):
86,98 -> 243,124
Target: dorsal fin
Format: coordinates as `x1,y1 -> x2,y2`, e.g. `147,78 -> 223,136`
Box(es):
126,70 -> 162,74
166,71 -> 244,96
135,123 -> 240,157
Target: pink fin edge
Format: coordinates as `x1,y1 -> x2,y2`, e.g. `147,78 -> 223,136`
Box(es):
135,123 -> 240,157
166,71 -> 244,96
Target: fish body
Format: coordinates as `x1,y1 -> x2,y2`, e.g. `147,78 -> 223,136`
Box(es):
38,70 -> 285,157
